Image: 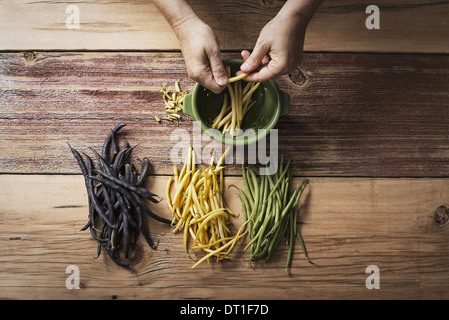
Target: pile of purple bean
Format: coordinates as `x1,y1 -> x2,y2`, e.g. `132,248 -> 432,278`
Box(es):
68,123 -> 171,269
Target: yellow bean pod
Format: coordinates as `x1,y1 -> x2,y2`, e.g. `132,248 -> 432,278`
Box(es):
165,146 -> 246,268
211,79 -> 261,136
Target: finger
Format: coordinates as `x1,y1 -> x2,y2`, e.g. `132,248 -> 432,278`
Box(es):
240,50 -> 251,61
261,54 -> 271,65
242,50 -> 270,66
198,78 -> 226,94
192,66 -> 226,94
240,41 -> 269,73
238,51 -> 270,79
225,65 -> 231,78
243,61 -> 280,83
208,48 -> 228,88
187,64 -> 222,94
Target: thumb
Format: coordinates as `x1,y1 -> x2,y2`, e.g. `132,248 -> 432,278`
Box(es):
208,48 -> 228,87
240,41 -> 268,73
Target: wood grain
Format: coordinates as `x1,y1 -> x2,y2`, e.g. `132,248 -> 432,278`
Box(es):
1,51 -> 448,176
1,174 -> 448,299
0,0 -> 448,53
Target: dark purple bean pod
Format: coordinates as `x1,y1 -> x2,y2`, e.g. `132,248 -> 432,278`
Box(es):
87,210 -> 109,244
92,169 -> 162,204
89,175 -> 170,226
91,148 -> 112,175
69,123 -> 167,269
80,219 -> 91,232
89,151 -> 118,221
140,224 -> 159,250
130,163 -> 139,185
79,195 -> 96,232
114,190 -> 140,229
125,195 -> 142,227
84,154 -> 115,228
90,174 -> 170,224
90,222 -> 109,243
121,213 -> 131,258
102,123 -> 126,162
97,184 -> 115,223
68,143 -> 88,178
95,242 -> 102,259
68,144 -> 94,215
105,248 -> 132,269
136,157 -> 151,187
123,164 -> 131,184
127,190 -> 172,225
112,145 -> 135,175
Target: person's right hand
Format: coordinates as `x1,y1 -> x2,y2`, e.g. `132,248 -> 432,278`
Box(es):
237,8 -> 307,83
173,17 -> 228,94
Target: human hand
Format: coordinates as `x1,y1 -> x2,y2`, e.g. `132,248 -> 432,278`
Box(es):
173,17 -> 229,94
238,3 -> 313,82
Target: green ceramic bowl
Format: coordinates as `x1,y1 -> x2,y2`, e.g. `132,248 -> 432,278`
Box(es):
183,59 -> 290,146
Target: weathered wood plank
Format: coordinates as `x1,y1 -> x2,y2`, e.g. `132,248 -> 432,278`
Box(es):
0,0 -> 448,53
1,175 -> 448,299
1,51 -> 448,176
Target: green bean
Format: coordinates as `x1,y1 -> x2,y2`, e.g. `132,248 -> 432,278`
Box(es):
229,184 -> 251,221
264,158 -> 291,203
275,155 -> 282,181
247,168 -> 259,233
266,174 -> 283,216
254,194 -> 274,252
242,165 -> 254,208
238,157 -> 311,271
251,238 -> 269,260
245,194 -> 274,253
252,174 -> 269,233
296,231 -> 312,264
286,207 -> 295,271
244,229 -> 259,252
267,184 -> 301,232
249,194 -> 269,250
273,194 -> 281,225
267,210 -> 290,261
282,181 -> 307,220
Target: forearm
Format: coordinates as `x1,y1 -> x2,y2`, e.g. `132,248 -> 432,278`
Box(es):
278,0 -> 323,26
152,0 -> 228,92
152,0 -> 199,32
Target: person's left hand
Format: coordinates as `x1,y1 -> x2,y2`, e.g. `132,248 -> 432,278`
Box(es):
238,10 -> 308,82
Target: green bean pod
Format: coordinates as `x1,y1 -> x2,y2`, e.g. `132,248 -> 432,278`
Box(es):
239,157 -> 311,271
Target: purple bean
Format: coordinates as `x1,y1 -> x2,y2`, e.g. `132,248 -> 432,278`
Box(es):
84,154 -> 115,228
102,123 -> 126,161
69,123 -> 167,269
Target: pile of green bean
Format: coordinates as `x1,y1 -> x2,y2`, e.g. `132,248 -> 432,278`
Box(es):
234,158 -> 311,271
69,123 -> 171,269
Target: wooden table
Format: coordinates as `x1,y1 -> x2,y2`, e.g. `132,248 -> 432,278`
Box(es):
1,0 -> 449,301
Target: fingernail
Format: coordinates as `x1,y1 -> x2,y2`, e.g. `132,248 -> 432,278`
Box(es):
217,76 -> 227,86
241,62 -> 250,72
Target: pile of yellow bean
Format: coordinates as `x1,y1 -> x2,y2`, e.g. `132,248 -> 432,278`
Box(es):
166,146 -> 248,268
